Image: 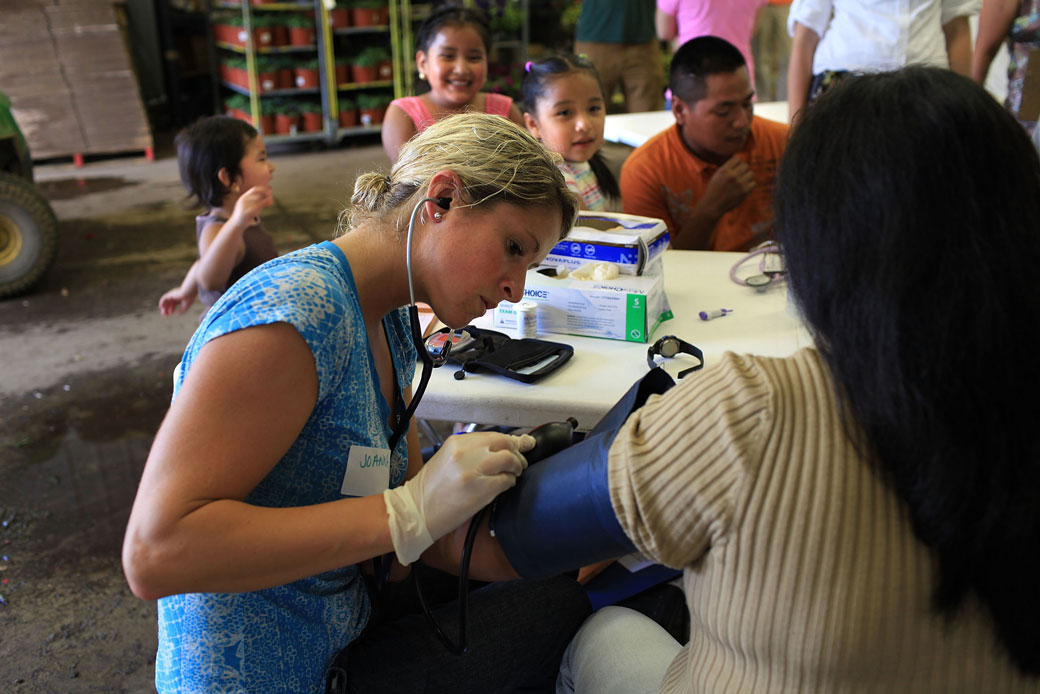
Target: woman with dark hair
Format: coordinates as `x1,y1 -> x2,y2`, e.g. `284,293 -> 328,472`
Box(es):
554,66 -> 1040,693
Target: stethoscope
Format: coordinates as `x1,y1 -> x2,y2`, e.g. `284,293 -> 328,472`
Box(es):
376,194 -> 487,657
729,239 -> 785,291
386,195 -> 454,452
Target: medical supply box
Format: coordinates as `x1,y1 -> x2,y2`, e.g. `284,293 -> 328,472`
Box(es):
542,211 -> 670,276
494,262 -> 672,343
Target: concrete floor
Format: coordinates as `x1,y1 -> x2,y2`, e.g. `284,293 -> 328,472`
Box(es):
0,132 -> 632,692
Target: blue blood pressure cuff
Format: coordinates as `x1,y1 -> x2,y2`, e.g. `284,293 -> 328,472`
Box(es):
489,367 -> 676,579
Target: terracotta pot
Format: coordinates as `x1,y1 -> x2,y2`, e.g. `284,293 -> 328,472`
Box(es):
259,114 -> 275,135
212,24 -> 231,44
301,111 -> 323,132
351,7 -> 388,27
294,67 -> 320,89
254,28 -> 273,47
335,64 -> 349,85
271,25 -> 289,46
230,66 -> 250,89
328,8 -> 350,28
275,114 -> 298,135
277,68 -> 295,89
377,60 -> 393,82
251,0 -> 277,5
289,26 -> 315,46
351,64 -> 378,84
359,106 -> 386,127
258,71 -> 278,92
339,109 -> 359,128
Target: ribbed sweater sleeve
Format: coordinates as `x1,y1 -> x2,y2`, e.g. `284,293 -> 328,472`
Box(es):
608,352 -> 771,568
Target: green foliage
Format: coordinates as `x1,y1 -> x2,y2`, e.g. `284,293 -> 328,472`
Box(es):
353,45 -> 391,66
357,91 -> 390,109
284,13 -> 313,28
225,94 -> 250,112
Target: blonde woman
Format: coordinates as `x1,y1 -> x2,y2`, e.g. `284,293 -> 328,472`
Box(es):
122,113 -> 586,694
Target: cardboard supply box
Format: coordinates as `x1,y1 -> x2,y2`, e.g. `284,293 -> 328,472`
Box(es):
495,262 -> 673,343
543,211 -> 670,276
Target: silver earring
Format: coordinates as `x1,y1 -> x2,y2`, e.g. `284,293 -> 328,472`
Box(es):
433,212 -> 443,219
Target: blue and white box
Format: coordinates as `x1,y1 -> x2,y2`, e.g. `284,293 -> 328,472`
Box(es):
543,212 -> 670,276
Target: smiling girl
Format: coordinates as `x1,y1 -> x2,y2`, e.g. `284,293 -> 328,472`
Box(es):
381,6 -> 524,163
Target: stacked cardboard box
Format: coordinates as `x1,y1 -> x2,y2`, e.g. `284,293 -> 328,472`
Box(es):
1,0 -> 152,160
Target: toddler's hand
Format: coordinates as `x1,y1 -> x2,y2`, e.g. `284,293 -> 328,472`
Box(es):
231,185 -> 274,226
159,287 -> 195,316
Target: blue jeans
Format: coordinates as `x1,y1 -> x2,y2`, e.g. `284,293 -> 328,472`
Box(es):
331,568 -> 591,693
556,606 -> 681,694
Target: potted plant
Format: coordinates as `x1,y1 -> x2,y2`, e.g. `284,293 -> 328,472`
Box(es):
219,13 -> 248,47
357,91 -> 389,127
351,46 -> 389,84
286,13 -> 316,47
328,2 -> 351,29
337,95 -> 358,128
294,57 -> 321,89
273,99 -> 300,135
299,100 -> 324,132
221,56 -> 250,90
276,55 -> 295,90
249,14 -> 274,48
257,55 -> 280,93
350,0 -> 388,28
268,14 -> 290,47
334,56 -> 350,86
259,99 -> 278,135
224,94 -> 251,122
210,13 -> 237,44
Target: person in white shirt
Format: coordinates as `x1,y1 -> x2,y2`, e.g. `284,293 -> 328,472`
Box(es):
786,0 -> 980,121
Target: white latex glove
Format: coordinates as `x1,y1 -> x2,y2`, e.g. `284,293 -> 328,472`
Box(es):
384,431 -> 535,565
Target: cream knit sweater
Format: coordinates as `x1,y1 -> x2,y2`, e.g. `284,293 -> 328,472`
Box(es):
609,348 -> 1038,693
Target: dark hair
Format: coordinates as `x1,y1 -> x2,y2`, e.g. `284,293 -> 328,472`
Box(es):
414,4 -> 491,55
174,115 -> 257,210
520,53 -> 619,200
776,66 -> 1040,675
669,35 -> 747,104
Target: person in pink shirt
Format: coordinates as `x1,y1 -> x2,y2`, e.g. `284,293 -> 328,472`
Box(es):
656,0 -> 769,91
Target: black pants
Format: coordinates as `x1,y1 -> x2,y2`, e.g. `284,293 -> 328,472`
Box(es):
327,567 -> 591,694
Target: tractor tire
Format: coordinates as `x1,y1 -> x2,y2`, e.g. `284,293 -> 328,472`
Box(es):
0,171 -> 57,299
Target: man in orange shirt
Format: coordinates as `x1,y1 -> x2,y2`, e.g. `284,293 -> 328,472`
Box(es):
620,36 -> 788,251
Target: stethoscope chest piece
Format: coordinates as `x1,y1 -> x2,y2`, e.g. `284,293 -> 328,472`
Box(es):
745,274 -> 772,292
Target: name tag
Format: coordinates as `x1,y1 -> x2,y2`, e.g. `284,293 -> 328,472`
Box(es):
341,445 -> 392,497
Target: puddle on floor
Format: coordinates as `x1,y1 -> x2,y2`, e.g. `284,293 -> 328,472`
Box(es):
1,357 -> 172,582
37,176 -> 136,201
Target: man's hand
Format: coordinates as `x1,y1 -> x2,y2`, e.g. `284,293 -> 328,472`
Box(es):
702,157 -> 756,218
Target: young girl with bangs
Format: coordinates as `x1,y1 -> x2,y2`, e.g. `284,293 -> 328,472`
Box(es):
381,5 -> 524,163
521,54 -> 620,212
